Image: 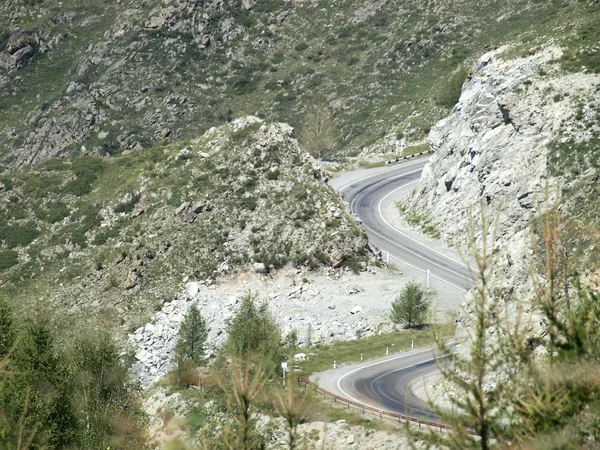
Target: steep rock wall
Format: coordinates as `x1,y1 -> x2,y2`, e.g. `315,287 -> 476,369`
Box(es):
408,46 -> 600,301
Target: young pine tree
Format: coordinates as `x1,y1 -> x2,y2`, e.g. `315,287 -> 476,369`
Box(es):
176,304 -> 209,365
0,297 -> 16,360
390,281 -> 432,329
226,293 -> 282,367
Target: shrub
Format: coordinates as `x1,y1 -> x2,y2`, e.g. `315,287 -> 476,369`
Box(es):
0,222 -> 39,248
298,98 -> 341,159
294,42 -> 309,52
241,196 -> 258,211
436,67 -> 468,108
114,194 -> 141,214
35,202 -> 71,224
63,157 -> 107,196
0,251 -> 18,271
390,281 -> 431,328
226,293 -> 282,366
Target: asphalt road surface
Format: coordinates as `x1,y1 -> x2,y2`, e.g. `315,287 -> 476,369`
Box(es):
316,159 -> 473,421
331,158 -> 474,292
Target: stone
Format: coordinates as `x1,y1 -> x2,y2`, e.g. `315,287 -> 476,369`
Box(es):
294,353 -> 307,361
174,202 -> 190,216
350,305 -> 362,315
253,262 -> 266,274
124,268 -> 141,289
346,434 -> 355,445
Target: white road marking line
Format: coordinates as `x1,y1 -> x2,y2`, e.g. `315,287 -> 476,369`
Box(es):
336,348 -> 435,409
350,181 -> 470,290
335,342 -> 455,412
347,171 -> 471,291
337,159 -> 427,192
377,184 -> 470,269
361,220 -> 468,293
349,169 -> 423,213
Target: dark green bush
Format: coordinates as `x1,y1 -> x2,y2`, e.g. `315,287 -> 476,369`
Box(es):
0,250 -> 18,271
241,196 -> 258,211
35,202 -> 71,224
436,67 -> 468,108
0,222 -> 39,248
63,157 -> 107,196
294,42 -> 309,52
92,225 -> 121,246
226,293 -> 282,369
58,205 -> 102,248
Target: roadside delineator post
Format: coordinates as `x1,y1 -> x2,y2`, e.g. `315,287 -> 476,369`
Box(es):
386,347 -> 389,355
411,340 -> 414,349
333,360 -> 336,369
360,353 -> 363,361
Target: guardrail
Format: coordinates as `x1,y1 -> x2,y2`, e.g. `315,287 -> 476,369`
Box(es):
385,149 -> 434,166
297,376 -> 477,436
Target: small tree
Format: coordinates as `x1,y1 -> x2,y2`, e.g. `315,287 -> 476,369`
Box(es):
298,98 -> 340,160
0,297 -> 15,359
176,304 -> 209,365
227,292 -> 282,366
390,281 -> 431,328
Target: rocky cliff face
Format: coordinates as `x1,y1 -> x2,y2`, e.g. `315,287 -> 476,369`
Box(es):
408,45 -> 600,299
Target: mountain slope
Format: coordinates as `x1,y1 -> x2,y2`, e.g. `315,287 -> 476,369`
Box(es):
1,0 -> 598,168
0,117 -> 366,334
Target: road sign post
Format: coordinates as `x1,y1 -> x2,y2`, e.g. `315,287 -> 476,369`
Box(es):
281,362 -> 287,388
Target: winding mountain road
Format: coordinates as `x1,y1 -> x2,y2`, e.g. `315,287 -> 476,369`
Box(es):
312,158 -> 473,422
332,158 -> 473,292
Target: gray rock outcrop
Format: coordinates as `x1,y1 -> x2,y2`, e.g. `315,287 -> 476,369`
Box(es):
407,45 -> 600,366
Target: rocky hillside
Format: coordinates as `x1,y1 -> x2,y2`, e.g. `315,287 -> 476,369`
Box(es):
405,44 -> 600,357
407,44 -> 600,292
0,117 -> 366,334
1,0 -> 598,168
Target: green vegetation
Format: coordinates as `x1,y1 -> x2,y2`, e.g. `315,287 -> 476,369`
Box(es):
226,292 -> 283,369
298,98 -> 340,159
0,222 -> 39,248
63,157 -> 108,197
390,281 -> 432,329
176,304 -> 209,365
0,298 -> 148,449
297,323 -> 455,376
424,209 -> 600,449
3,0 -> 594,165
436,67 -> 469,108
114,194 -> 141,214
0,251 -> 18,271
397,202 -> 441,239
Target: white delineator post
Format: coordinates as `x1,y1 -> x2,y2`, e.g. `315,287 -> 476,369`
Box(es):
333,360 -> 336,369
426,268 -> 431,289
281,362 -> 287,388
